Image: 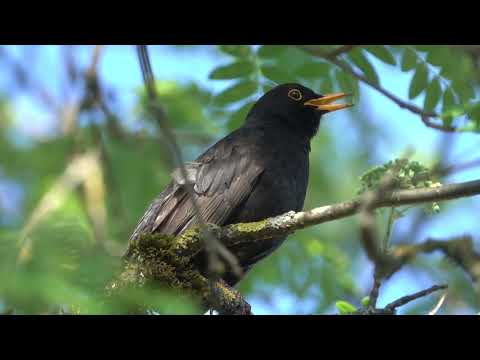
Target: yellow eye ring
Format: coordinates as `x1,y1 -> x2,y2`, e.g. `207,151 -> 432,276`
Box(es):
288,89 -> 302,101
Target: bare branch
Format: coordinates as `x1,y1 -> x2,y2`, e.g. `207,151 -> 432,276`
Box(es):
117,179 -> 480,314
0,46 -> 58,112
428,292 -> 447,315
368,275 -> 382,309
134,46 -> 243,284
385,284 -> 448,312
85,45 -> 104,79
326,45 -> 359,58
437,158 -> 480,177
295,45 -> 458,133
17,151 -> 102,264
357,158 -> 407,277
354,284 -> 448,315
358,153 -> 411,299
148,179 -> 480,271
392,235 -> 480,282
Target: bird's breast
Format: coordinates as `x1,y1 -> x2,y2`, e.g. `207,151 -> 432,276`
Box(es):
262,148 -> 309,211
230,143 -> 310,224
221,144 -> 310,278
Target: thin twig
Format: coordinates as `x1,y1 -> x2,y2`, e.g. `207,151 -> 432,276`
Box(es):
85,45 -> 104,78
152,180 -> 480,284
358,152 -> 412,277
17,151 -> 102,264
358,157 -> 407,301
121,178 -> 480,314
134,46 -> 243,282
326,45 -> 358,58
428,292 -> 447,315
437,158 -> 480,177
385,284 -> 448,311
392,235 -> 480,282
171,179 -> 480,252
383,207 -> 396,251
355,284 -> 448,314
368,274 -> 382,309
296,45 -> 457,133
0,46 -> 58,112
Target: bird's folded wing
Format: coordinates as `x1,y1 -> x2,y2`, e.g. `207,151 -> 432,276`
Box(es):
128,136 -> 264,246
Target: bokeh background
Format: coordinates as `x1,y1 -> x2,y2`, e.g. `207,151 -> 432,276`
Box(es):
1,45 -> 480,314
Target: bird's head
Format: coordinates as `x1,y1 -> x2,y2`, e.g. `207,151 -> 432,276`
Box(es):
245,83 -> 353,139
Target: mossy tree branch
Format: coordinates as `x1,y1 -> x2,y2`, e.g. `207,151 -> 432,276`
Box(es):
109,179 -> 480,314
168,179 -> 480,256
106,232 -> 252,315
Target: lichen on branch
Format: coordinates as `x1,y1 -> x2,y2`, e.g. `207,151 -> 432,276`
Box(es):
106,232 -> 252,315
108,178 -> 480,314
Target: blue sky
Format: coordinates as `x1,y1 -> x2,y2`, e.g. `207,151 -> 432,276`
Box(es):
1,45 -> 479,314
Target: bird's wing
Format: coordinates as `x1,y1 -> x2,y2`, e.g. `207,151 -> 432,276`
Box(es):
128,132 -> 264,246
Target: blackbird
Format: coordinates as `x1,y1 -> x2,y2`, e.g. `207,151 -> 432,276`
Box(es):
126,83 -> 352,286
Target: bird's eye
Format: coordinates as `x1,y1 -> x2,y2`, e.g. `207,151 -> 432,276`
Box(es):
288,89 -> 302,101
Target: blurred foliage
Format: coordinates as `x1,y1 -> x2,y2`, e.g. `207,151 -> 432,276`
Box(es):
207,45 -> 480,131
0,45 -> 479,314
335,300 -> 357,315
358,158 -> 442,215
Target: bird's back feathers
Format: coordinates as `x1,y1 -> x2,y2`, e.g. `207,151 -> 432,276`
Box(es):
127,127 -> 265,249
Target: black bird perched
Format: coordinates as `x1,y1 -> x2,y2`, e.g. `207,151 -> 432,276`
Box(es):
126,83 -> 352,286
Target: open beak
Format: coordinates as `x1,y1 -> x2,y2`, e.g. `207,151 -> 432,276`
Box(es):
303,93 -> 353,113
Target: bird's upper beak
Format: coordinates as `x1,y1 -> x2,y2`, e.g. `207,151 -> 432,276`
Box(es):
303,93 -> 353,113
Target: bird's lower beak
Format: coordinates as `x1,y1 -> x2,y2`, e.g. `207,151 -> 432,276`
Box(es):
303,93 -> 353,113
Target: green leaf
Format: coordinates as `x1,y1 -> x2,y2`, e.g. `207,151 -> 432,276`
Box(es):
361,296 -> 370,307
257,45 -> 287,59
260,64 -> 294,84
227,101 -> 255,131
441,86 -> 459,127
438,52 -> 475,84
262,83 -> 275,93
208,61 -> 256,80
414,45 -> 434,52
424,77 -> 442,112
214,80 -> 258,106
401,48 -> 418,71
442,87 -> 457,112
440,87 -> 465,126
306,240 -> 324,256
218,45 -> 252,58
439,60 -> 458,81
445,55 -> 477,83
296,61 -> 331,79
335,69 -> 359,101
336,300 -> 357,315
466,103 -> 480,126
441,104 -> 465,127
441,113 -> 454,128
408,64 -> 429,99
365,46 -> 396,66
348,49 -> 379,85
425,47 -> 451,67
452,80 -> 475,103
319,75 -> 335,94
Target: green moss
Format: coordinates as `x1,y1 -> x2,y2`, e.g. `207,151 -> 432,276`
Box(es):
217,282 -> 236,302
229,219 -> 268,234
117,231 -> 208,295
174,227 -> 203,252
134,233 -> 176,250
113,227 -> 250,313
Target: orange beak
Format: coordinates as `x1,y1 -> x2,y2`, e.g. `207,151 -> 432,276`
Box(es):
303,93 -> 353,113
